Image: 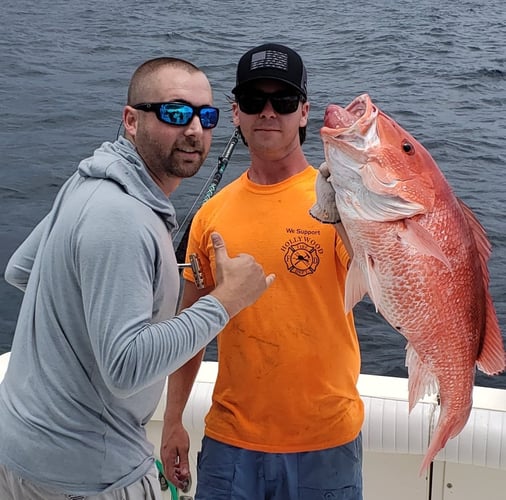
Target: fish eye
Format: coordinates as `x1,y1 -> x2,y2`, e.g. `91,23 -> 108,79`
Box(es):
402,141 -> 415,155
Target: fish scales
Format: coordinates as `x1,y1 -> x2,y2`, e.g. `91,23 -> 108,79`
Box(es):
310,93 -> 505,475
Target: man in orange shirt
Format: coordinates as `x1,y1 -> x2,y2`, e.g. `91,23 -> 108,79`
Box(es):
161,43 -> 364,499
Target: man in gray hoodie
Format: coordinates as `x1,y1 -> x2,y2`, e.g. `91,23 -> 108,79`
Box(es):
0,57 -> 274,500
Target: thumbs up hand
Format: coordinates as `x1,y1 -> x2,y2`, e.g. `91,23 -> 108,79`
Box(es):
210,232 -> 275,318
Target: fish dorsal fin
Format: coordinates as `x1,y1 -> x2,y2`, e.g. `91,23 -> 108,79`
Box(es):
405,344 -> 439,411
400,218 -> 451,269
458,199 -> 506,375
458,198 -> 491,262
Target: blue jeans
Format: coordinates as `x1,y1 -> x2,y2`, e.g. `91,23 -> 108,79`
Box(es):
195,434 -> 363,500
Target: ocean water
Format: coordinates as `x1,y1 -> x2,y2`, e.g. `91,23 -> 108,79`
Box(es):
1,0 -> 505,388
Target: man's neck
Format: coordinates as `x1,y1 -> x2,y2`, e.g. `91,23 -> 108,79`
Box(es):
247,148 -> 309,185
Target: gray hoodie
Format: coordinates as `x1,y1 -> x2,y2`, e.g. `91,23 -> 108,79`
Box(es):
0,137 -> 227,494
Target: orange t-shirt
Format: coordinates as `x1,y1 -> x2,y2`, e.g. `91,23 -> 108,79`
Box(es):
183,166 -> 364,452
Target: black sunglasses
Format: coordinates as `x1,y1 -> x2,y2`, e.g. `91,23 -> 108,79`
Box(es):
236,91 -> 302,115
132,101 -> 220,129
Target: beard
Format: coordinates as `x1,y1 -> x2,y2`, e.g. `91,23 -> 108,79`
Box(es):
166,149 -> 204,178
162,136 -> 207,178
138,132 -> 209,181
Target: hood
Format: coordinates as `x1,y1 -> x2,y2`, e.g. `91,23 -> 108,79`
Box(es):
78,136 -> 178,232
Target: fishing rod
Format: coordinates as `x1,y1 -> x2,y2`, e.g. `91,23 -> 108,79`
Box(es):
175,128 -> 241,284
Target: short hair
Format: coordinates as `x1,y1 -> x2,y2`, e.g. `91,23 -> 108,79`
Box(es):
127,57 -> 202,105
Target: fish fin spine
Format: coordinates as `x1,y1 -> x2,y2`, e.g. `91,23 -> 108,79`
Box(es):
406,344 -> 438,411
401,218 -> 451,269
476,293 -> 506,375
344,258 -> 368,312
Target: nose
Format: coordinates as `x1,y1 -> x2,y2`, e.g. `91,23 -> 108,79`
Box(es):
185,114 -> 204,135
260,97 -> 276,117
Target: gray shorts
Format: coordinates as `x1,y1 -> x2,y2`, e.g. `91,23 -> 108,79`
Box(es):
0,464 -> 163,500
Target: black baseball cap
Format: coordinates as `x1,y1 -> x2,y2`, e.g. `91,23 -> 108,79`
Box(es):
232,43 -> 307,99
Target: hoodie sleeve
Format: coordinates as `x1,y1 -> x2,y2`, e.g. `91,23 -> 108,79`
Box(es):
4,216 -> 49,292
73,196 -> 228,397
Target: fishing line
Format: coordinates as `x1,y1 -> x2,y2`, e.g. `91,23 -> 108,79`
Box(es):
174,128 -> 240,263
175,129 -> 240,240
174,166 -> 219,241
114,116 -> 240,262
115,120 -> 123,140
116,119 -> 238,239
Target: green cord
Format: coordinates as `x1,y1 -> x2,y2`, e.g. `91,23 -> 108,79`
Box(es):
155,459 -> 178,499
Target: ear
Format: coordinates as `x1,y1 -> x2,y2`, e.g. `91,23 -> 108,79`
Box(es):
231,101 -> 240,127
300,101 -> 310,128
123,106 -> 138,138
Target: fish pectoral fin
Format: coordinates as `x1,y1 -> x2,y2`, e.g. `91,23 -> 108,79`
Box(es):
344,258 -> 368,312
400,218 -> 451,269
405,344 -> 439,411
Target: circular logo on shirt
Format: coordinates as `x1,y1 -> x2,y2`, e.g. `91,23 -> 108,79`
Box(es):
284,242 -> 319,276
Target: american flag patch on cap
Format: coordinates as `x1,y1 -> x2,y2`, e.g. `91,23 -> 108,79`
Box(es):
250,50 -> 289,71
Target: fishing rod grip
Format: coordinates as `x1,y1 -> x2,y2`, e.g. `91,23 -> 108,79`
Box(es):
219,128 -> 240,163
203,130 -> 239,203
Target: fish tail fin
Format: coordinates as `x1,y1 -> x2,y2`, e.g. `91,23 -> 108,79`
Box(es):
418,403 -> 471,476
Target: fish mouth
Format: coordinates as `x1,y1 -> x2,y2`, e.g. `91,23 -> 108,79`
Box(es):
320,94 -> 379,152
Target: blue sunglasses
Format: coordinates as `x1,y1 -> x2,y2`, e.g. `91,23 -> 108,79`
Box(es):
133,101 -> 220,129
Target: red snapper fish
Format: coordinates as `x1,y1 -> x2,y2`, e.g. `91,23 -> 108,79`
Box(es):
310,93 -> 505,474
